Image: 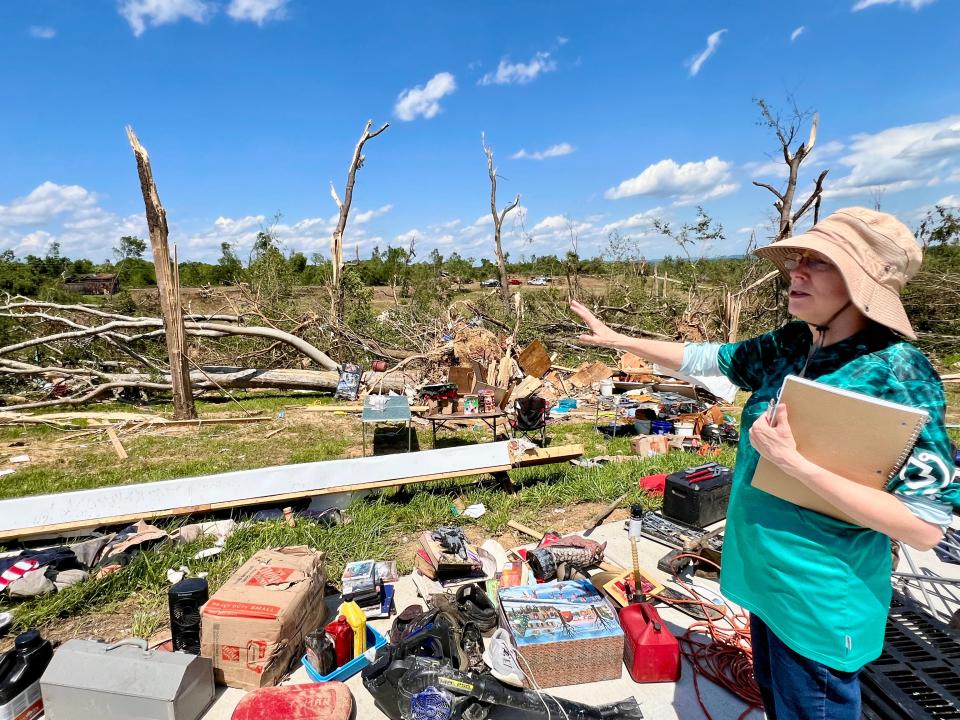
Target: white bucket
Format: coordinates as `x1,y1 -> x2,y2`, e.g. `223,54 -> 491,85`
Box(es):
674,421 -> 695,437
599,379 -> 614,397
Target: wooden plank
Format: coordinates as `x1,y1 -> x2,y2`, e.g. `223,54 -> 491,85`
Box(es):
447,366 -> 476,394
105,428 -> 128,460
517,340 -> 551,379
0,443 -> 582,541
509,375 -> 542,401
568,361 -> 614,389
292,405 -> 429,414
147,416 -> 272,427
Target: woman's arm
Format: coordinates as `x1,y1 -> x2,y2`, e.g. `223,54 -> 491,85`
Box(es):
750,405 -> 945,550
569,300 -> 684,370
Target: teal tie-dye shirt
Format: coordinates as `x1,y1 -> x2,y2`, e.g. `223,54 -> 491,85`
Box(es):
716,320 -> 958,671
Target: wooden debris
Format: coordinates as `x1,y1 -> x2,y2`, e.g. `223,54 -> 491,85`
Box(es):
448,366 -> 476,394
509,375 -> 542,401
497,341 -> 514,389
507,520 -> 543,540
568,361 -> 614,389
264,427 -> 285,439
518,340 -> 551,379
105,428 -> 128,460
619,352 -> 652,373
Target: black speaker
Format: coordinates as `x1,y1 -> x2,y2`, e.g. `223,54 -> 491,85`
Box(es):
168,577 -> 208,654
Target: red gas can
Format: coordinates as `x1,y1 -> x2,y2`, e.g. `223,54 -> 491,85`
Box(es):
620,603 -> 681,683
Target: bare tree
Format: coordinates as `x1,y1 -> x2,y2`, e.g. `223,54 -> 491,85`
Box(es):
330,119 -> 389,325
126,126 -> 196,419
752,97 -> 829,240
482,133 -> 521,313
564,217 -> 582,303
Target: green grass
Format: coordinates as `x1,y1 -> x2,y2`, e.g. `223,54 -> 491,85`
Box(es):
0,420 -> 350,499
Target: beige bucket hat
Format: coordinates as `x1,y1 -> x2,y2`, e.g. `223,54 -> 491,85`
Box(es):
754,207 -> 923,339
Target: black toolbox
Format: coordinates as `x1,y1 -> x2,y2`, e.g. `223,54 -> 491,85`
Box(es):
662,463 -> 732,528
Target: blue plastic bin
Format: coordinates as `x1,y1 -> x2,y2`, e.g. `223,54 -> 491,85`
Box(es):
301,625 -> 388,682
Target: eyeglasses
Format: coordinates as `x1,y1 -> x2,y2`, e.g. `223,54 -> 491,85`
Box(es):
783,252 -> 835,272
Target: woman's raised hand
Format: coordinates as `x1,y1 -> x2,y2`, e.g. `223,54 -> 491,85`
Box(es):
569,300 -> 620,348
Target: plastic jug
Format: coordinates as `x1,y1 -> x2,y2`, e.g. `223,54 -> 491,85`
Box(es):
340,601 -> 367,657
0,629 -> 54,720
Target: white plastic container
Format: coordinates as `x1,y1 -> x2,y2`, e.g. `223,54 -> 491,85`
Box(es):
599,379 -> 614,397
674,421 -> 695,437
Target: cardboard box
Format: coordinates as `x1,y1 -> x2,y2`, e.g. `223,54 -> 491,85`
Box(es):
200,546 -> 326,690
631,434 -> 671,457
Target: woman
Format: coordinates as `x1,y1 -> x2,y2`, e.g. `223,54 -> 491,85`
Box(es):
571,207 -> 958,719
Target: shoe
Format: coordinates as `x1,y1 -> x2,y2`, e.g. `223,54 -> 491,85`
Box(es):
482,629 -> 525,687
428,592 -> 462,624
459,621 -> 486,672
389,604 -> 424,644
456,583 -> 498,634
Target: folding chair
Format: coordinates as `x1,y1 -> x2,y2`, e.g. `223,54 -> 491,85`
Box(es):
511,396 -> 549,445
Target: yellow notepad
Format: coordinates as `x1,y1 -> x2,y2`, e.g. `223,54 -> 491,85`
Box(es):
752,375 -> 929,524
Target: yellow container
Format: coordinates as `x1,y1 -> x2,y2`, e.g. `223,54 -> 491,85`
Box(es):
340,601 -> 367,657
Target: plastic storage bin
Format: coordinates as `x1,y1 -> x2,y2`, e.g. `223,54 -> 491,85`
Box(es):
301,626 -> 387,682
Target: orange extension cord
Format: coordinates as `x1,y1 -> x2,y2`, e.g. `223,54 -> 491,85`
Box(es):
662,553 -> 764,720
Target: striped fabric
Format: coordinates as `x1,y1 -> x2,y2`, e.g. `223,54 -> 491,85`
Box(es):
0,559 -> 39,590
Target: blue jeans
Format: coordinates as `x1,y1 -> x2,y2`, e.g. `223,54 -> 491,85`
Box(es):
750,615 -> 862,720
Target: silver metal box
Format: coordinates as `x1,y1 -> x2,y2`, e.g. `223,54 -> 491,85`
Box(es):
40,638 -> 214,720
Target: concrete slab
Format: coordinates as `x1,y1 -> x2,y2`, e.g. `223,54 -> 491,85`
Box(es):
199,514 -> 960,720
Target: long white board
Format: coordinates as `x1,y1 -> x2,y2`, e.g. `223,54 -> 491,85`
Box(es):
0,442 -> 513,538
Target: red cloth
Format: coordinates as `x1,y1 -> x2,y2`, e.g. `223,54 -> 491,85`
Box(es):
639,473 -> 667,495
232,683 -> 352,720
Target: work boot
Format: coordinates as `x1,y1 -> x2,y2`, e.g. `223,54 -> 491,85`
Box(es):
456,583 -> 498,635
458,621 -> 486,672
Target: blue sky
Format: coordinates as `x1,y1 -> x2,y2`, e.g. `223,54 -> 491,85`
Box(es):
1,0 -> 959,264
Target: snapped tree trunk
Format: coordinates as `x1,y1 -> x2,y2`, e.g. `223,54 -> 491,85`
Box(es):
126,126 -> 196,420
330,119 -> 389,326
482,134 -> 520,314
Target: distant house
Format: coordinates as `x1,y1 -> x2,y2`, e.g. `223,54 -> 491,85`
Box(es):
64,273 -> 120,295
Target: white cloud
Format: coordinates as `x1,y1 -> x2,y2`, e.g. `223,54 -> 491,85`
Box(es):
936,194 -> 960,207
600,208 -> 663,235
394,72 -> 457,121
852,0 -> 936,10
119,0 -> 214,36
479,52 -> 557,86
352,204 -> 393,225
825,114 -> 960,198
29,26 -> 56,39
790,26 -> 806,42
511,143 -> 575,161
0,182 -> 145,260
605,156 -> 738,205
0,182 -> 397,262
0,182 -> 98,226
557,36 -> 569,45
686,29 -> 726,77
532,215 -> 570,233
226,0 -> 288,24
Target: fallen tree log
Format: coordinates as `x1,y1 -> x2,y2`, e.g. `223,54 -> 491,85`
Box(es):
0,363 -> 418,410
